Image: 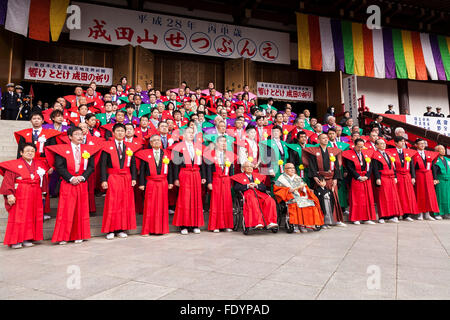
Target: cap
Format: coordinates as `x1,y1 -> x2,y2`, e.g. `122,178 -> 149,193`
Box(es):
6,83 -> 15,88
426,106 -> 432,109
436,107 -> 442,110
15,85 -> 23,90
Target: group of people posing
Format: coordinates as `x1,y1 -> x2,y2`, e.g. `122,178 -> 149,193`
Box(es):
0,79 -> 449,249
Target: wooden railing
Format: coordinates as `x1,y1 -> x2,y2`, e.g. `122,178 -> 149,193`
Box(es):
361,111 -> 450,148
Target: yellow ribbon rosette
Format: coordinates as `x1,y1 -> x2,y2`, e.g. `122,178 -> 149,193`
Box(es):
254,178 -> 261,185
299,164 -> 305,170
278,160 -> 284,166
248,156 -> 254,162
390,156 -> 396,163
263,132 -> 268,138
283,129 -> 289,135
195,149 -> 202,156
405,156 -> 411,162
126,149 -> 133,157
225,160 -> 231,167
329,156 -> 336,162
82,151 -> 91,159
365,157 -> 371,163
163,156 -> 170,164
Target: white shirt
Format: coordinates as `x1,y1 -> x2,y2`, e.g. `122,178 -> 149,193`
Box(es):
125,137 -> 133,143
273,138 -> 283,154
186,142 -> 195,160
419,150 -> 425,159
153,148 -> 161,163
32,127 -> 42,137
115,139 -> 124,158
70,143 -> 85,182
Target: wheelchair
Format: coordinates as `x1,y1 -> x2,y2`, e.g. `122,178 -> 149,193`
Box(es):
232,190 -> 281,235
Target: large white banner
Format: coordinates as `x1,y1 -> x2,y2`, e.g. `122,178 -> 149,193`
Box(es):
257,82 -> 313,101
343,75 -> 358,121
24,60 -> 113,86
70,2 -> 290,64
406,115 -> 450,137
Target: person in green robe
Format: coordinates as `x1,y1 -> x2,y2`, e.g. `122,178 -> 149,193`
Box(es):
96,101 -> 115,125
433,145 -> 450,219
285,130 -> 315,187
259,125 -> 290,194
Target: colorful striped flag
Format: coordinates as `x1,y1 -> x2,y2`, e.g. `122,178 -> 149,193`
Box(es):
29,0 -> 51,42
296,12 -> 448,81
5,0 -> 31,37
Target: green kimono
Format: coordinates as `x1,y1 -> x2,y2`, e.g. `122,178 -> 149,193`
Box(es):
259,139 -> 290,195
203,134 -> 235,151
285,143 -> 315,187
434,156 -> 450,216
342,126 -> 362,136
96,112 -> 115,126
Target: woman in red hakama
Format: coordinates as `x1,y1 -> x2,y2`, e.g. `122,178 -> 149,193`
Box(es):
136,139 -> 172,235
100,124 -> 139,239
205,146 -> 235,232
46,128 -> 100,244
342,143 -> 376,223
0,143 -> 48,248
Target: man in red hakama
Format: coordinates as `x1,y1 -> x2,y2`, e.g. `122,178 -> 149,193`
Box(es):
0,143 -> 48,248
385,136 -> 419,221
412,139 -> 440,221
342,139 -> 376,224
171,127 -> 206,235
14,112 -> 61,219
46,127 -> 100,245
100,124 -> 139,240
372,139 -> 404,223
231,162 -> 278,230
136,135 -> 172,235
205,136 -> 235,232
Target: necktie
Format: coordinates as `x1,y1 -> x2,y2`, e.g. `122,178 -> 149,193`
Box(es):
118,142 -> 123,158
154,150 -> 160,163
33,130 -> 39,141
75,146 -> 81,172
188,144 -> 194,160
161,136 -> 167,149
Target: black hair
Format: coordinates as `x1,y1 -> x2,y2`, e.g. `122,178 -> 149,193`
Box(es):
354,138 -> 365,145
327,128 -> 337,133
116,110 -> 126,116
67,126 -> 82,137
246,125 -> 256,132
30,111 -> 44,120
296,131 -> 307,139
50,109 -> 63,119
394,136 -> 405,143
255,115 -> 264,122
140,115 -> 149,121
113,123 -> 126,132
85,114 -> 96,121
272,125 -> 282,133
19,142 -> 36,153
78,104 -> 88,111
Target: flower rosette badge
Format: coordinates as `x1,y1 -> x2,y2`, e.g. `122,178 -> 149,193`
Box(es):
37,135 -> 47,153
162,156 -> 170,174
224,160 -> 232,176
329,154 -> 336,171
390,156 -> 396,169
195,149 -> 202,165
278,159 -> 284,173
299,164 -> 305,178
283,129 -> 289,141
126,148 -> 133,167
365,156 -> 371,171
82,151 -> 91,170
405,156 -> 411,170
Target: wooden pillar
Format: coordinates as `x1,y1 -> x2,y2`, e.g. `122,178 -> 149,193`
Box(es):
397,79 -> 410,115
134,46 -> 154,89
224,58 -> 245,92
112,45 -> 134,86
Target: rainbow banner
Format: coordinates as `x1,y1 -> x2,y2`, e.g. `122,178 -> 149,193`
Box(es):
296,13 -> 450,81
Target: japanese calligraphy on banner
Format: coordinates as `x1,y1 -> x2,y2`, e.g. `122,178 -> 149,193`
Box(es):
406,115 -> 450,137
257,82 -> 313,101
24,60 -> 113,86
69,2 -> 290,64
343,75 -> 358,121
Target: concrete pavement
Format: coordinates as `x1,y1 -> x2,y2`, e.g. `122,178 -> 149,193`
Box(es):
0,219 -> 449,300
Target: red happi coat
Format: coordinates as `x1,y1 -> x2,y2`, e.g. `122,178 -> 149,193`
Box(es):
231,173 -> 277,227
0,159 -> 48,245
101,141 -> 140,233
206,150 -> 234,230
136,149 -> 171,235
172,141 -> 204,227
385,149 -> 419,214
46,144 -> 100,242
412,150 -> 439,213
372,150 -> 403,218
342,149 -> 376,221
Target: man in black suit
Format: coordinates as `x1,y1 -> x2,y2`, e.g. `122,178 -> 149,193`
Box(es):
384,104 -> 395,114
1,83 -> 18,120
434,107 -> 445,118
423,106 -> 435,117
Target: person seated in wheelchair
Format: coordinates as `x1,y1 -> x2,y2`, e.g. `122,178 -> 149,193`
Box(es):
314,175 -> 335,229
273,163 -> 324,233
231,161 -> 278,230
